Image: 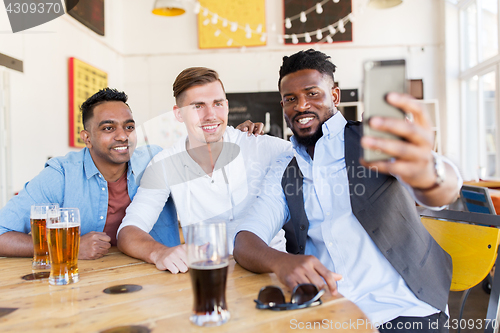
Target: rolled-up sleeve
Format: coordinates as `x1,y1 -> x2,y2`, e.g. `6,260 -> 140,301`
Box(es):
233,151 -> 294,247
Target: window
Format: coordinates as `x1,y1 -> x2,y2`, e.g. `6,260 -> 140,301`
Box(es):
459,0 -> 500,180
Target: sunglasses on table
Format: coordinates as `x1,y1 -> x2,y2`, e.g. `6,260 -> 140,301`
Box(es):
254,283 -> 325,311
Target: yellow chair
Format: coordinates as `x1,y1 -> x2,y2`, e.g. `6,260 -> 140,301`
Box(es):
419,207 -> 500,333
421,216 -> 500,291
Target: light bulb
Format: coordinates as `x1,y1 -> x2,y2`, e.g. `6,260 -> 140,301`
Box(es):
230,22 -> 238,32
227,38 -> 233,46
300,11 -> 307,23
326,35 -> 333,43
316,29 -> 323,40
256,24 -> 262,33
348,13 -> 355,22
245,24 -> 251,33
338,19 -> 345,33
304,33 -> 311,43
285,18 -> 292,29
316,3 -> 323,14
211,14 -> 218,24
194,2 -> 201,14
214,29 -> 221,37
328,25 -> 335,34
333,0 -> 340,3
222,19 -> 228,27
203,18 -> 210,26
260,33 -> 267,42
292,34 -> 299,44
246,31 -> 252,39
203,8 -> 208,16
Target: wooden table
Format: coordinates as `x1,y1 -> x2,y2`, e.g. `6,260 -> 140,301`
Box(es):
0,248 -> 375,333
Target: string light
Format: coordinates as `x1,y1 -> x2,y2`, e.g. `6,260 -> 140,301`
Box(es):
316,3 -> 323,14
211,13 -> 218,24
187,0 -> 353,47
300,11 -> 307,23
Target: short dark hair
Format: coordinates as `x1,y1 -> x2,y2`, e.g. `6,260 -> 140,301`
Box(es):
278,49 -> 336,91
80,88 -> 129,130
173,67 -> 225,104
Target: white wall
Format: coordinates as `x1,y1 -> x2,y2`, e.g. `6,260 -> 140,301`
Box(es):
0,0 -> 451,194
0,0 -> 125,193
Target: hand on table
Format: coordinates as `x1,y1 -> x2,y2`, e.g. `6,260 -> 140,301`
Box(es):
274,253 -> 342,296
360,92 -> 437,189
79,231 -> 111,260
152,244 -> 188,274
236,120 -> 265,136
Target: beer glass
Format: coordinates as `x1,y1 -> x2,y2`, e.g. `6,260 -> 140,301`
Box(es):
186,221 -> 230,327
47,208 -> 81,285
30,203 -> 59,270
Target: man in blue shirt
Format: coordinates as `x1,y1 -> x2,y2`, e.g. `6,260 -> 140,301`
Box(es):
234,50 -> 461,332
0,88 -> 179,259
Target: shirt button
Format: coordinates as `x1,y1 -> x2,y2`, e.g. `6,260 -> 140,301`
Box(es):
299,245 -> 304,250
102,187 -> 105,191
326,212 -> 331,216
328,242 -> 333,247
98,174 -> 102,178
299,224 -> 306,231
100,216 -> 104,220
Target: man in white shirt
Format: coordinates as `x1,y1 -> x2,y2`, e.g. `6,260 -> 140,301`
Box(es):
117,67 -> 292,273
233,49 -> 461,332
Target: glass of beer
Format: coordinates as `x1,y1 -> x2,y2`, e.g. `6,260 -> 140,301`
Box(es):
47,208 -> 81,285
30,203 -> 59,270
186,221 -> 230,327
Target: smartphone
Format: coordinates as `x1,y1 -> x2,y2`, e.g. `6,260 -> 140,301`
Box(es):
362,59 -> 407,162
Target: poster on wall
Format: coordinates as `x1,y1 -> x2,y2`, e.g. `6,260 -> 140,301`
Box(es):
68,57 -> 108,148
65,0 -> 105,36
197,0 -> 266,49
226,92 -> 284,139
284,0 -> 352,45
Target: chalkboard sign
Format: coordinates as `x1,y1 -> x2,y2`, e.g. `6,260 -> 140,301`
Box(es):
65,0 -> 105,36
284,0 -> 352,45
226,92 -> 284,139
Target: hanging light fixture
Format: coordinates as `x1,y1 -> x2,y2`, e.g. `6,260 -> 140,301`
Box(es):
152,0 -> 186,16
368,0 -> 403,9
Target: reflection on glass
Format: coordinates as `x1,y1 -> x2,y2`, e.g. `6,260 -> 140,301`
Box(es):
462,2 -> 477,69
481,72 -> 496,178
464,77 -> 478,180
481,0 -> 498,61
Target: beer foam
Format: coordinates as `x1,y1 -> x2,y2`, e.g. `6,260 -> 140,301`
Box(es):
30,214 -> 46,220
47,222 -> 80,229
189,262 -> 228,270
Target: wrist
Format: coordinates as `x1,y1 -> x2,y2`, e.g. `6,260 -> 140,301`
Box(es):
413,152 -> 446,192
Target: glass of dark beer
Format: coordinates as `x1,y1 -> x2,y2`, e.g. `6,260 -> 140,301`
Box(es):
186,221 -> 230,327
47,208 -> 81,285
30,203 -> 59,270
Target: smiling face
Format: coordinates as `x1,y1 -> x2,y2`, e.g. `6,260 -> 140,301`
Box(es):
173,80 -> 228,148
280,69 -> 340,147
80,101 -> 137,169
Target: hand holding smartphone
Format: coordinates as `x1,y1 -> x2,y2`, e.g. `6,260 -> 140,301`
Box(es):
362,59 -> 407,162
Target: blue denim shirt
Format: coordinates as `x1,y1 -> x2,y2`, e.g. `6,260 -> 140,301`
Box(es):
0,145 -> 180,247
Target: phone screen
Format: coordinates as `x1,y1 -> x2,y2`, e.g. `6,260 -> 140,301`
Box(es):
362,59 -> 407,162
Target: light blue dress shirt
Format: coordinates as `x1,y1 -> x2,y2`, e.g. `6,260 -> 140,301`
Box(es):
0,145 -> 179,247
235,112 -> 442,325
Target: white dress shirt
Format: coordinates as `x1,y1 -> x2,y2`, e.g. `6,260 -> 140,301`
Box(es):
118,126 -> 292,253
234,112 -> 461,324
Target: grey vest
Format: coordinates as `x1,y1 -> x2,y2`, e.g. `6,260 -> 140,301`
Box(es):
281,121 -> 452,313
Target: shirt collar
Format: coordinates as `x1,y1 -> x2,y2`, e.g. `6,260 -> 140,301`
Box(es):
83,148 -> 100,180
290,110 -> 347,150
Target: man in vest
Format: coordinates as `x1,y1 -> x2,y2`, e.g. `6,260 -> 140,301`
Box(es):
233,49 -> 461,332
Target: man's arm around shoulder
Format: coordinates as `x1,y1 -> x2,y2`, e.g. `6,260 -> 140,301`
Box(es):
117,225 -> 187,274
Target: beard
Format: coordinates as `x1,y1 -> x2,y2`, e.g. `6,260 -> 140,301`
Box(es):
291,124 -> 324,147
